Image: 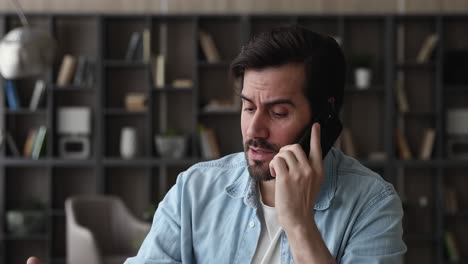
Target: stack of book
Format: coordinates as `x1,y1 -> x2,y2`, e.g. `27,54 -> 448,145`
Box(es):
22,126 -> 47,159
124,93 -> 147,112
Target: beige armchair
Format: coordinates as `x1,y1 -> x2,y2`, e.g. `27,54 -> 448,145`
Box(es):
65,195 -> 151,264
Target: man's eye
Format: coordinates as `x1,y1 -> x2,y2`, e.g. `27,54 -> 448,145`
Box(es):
273,112 -> 287,118
243,107 -> 255,113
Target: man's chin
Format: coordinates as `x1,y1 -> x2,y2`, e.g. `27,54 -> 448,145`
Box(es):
247,159 -> 275,182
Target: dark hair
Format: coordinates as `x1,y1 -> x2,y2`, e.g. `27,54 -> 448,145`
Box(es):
230,25 -> 346,115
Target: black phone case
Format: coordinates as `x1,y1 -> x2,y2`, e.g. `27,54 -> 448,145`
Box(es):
298,113 -> 343,159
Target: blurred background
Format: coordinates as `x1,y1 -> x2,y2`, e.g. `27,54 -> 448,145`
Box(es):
0,0 -> 467,263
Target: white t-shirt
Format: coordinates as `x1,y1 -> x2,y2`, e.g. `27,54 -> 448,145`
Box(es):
251,189 -> 282,264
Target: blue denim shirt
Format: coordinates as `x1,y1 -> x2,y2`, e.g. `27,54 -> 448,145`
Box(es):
125,148 -> 406,263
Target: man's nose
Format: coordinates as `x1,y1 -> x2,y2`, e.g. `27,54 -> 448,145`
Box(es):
247,111 -> 269,139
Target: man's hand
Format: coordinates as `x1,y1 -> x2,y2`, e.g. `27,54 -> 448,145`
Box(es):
27,256 -> 41,264
269,122 -> 323,230
269,122 -> 335,263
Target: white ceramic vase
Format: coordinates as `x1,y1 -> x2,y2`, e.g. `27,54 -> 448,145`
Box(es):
120,127 -> 138,159
355,68 -> 372,90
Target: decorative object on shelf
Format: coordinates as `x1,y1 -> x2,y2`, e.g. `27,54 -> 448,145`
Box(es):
417,195 -> 429,208
124,93 -> 147,112
446,109 -> 468,159
445,231 -> 461,263
154,129 -> 187,159
120,126 -> 138,159
351,54 -> 372,90
0,0 -> 55,79
57,107 -> 91,159
6,199 -> 47,236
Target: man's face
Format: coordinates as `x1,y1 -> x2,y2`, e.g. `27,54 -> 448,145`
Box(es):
241,63 -> 312,181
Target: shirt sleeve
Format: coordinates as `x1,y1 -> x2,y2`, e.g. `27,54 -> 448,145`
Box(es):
339,191 -> 407,264
125,172 -> 188,264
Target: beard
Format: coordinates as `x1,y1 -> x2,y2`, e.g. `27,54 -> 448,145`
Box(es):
244,138 -> 280,182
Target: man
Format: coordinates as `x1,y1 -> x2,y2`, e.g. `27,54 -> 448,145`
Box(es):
28,25 -> 406,264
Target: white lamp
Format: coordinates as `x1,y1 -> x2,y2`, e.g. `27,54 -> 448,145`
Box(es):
0,0 -> 55,79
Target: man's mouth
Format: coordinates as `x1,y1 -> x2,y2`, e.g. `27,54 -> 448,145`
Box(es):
248,147 -> 276,161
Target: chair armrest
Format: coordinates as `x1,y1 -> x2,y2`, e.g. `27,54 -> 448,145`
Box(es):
67,221 -> 102,264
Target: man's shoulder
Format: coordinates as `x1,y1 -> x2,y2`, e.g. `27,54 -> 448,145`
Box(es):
178,152 -> 248,191
332,149 -> 397,199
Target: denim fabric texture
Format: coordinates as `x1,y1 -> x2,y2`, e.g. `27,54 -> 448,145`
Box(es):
125,148 -> 406,264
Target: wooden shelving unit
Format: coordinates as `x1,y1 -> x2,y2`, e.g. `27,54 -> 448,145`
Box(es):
0,13 -> 467,264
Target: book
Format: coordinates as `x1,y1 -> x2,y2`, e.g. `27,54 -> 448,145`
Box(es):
199,125 -> 220,159
199,31 -> 221,63
419,128 -> 436,160
5,131 -> 20,156
445,231 -> 460,263
142,28 -> 151,62
153,54 -> 165,88
5,80 -> 20,110
23,129 -> 37,157
125,31 -> 142,61
56,55 -> 78,86
29,80 -> 46,111
395,128 -> 412,160
82,61 -> 95,89
73,56 -> 88,86
31,126 -> 47,160
416,34 -> 439,63
395,71 -> 409,113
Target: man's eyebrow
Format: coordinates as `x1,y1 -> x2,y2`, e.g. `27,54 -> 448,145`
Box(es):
240,94 -> 296,108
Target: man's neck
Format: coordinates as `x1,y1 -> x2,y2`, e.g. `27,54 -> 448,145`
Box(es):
259,180 -> 276,207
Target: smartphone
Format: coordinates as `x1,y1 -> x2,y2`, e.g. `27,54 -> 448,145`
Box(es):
298,111 -> 343,159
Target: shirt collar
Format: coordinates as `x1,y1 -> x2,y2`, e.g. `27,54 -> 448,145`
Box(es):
224,148 -> 338,211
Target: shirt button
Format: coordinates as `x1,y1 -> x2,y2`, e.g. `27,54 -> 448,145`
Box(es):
249,221 -> 255,228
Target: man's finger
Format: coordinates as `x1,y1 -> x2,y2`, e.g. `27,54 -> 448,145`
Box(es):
27,256 -> 41,264
310,122 -> 323,169
269,156 -> 288,179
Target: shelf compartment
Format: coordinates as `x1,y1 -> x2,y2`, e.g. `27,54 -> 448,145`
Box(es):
104,167 -> 150,220
52,167 -> 97,211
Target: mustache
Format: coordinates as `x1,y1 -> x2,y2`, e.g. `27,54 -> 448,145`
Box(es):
244,139 -> 280,153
